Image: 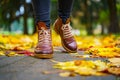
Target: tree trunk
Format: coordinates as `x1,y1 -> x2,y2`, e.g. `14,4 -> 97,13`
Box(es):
8,25 -> 11,32
101,23 -> 104,35
23,1 -> 28,34
84,0 -> 93,35
107,0 -> 119,33
33,20 -> 37,34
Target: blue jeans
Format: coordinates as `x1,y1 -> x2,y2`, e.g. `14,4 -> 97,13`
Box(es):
32,0 -> 74,28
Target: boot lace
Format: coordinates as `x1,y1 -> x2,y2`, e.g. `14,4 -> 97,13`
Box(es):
61,23 -> 73,39
38,28 -> 51,45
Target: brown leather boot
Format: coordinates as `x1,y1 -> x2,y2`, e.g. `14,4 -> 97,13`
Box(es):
54,17 -> 77,53
34,22 -> 53,59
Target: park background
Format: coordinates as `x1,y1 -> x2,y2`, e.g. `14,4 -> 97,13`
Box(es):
0,0 -> 120,35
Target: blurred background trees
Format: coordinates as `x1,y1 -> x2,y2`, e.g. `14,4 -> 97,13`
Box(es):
0,0 -> 120,35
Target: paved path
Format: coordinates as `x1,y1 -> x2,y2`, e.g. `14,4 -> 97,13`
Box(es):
0,47 -> 119,80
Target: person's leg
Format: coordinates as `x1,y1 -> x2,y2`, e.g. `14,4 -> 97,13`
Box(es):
54,0 -> 77,53
32,0 -> 50,28
58,0 -> 74,23
32,0 -> 53,59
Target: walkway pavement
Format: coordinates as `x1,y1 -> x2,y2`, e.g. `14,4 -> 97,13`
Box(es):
0,47 -> 119,80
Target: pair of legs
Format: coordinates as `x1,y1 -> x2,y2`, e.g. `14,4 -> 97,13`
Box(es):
32,0 -> 74,28
32,0 -> 77,59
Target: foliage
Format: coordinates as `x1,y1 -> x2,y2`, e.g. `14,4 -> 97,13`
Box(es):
0,0 -> 120,34
53,59 -> 120,76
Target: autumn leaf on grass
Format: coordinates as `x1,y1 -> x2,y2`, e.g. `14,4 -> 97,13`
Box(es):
107,67 -> 120,76
108,58 -> 120,67
6,51 -> 18,57
4,50 -> 34,57
0,44 -> 5,50
53,60 -> 108,76
85,47 -> 120,58
0,51 -> 5,56
17,50 -> 34,56
59,71 -> 76,77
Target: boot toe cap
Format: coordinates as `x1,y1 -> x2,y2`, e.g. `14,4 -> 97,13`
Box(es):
68,42 -> 77,51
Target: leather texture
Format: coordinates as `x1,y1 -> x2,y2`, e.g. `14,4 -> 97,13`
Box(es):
54,17 -> 77,52
34,22 -> 53,56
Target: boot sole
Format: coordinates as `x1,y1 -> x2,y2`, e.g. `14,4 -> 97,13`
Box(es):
61,41 -> 77,53
34,53 -> 53,59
